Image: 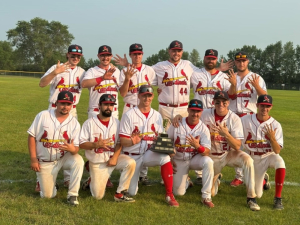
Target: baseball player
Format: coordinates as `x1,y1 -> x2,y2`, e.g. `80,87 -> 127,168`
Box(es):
38,44 -> 85,190
119,85 -> 179,207
241,95 -> 285,210
27,91 -> 84,206
227,51 -> 267,187
191,49 -> 236,185
167,99 -> 215,208
81,45 -> 120,119
79,94 -> 136,202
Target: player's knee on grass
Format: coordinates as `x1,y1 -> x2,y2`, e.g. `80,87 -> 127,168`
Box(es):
173,188 -> 186,196
40,187 -> 57,199
242,154 -> 253,167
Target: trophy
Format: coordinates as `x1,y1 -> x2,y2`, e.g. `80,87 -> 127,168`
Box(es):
150,119 -> 175,154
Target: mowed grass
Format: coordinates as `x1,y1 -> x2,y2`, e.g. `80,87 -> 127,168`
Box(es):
0,75 -> 300,225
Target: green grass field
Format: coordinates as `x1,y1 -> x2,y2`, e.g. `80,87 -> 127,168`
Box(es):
0,75 -> 300,225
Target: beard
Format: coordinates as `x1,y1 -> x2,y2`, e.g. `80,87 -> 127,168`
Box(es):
204,62 -> 216,70
102,109 -> 112,117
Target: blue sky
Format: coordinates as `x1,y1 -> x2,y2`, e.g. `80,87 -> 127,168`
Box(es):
1,0 -> 299,61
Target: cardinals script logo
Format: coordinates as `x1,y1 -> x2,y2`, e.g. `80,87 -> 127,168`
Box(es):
40,130 -> 69,148
162,70 -> 188,86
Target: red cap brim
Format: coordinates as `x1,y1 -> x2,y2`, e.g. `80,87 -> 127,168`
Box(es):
98,52 -> 112,55
69,52 -> 83,56
101,101 -> 117,105
188,107 -> 203,111
130,51 -> 143,54
139,92 -> 153,95
235,58 -> 248,61
205,56 -> 217,59
57,100 -> 73,104
170,47 -> 182,50
258,103 -> 272,106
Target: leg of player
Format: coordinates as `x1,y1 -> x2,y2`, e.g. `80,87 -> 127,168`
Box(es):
89,161 -> 110,200
139,166 -> 151,186
194,170 -> 202,185
143,150 -> 179,207
172,158 -> 190,196
127,155 -> 144,196
230,167 -> 244,187
114,154 -> 136,202
190,154 -> 214,208
37,162 -> 59,198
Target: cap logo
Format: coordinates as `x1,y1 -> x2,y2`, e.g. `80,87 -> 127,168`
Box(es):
219,92 -> 224,97
64,93 -> 70,101
108,95 -> 111,98
195,101 -> 198,105
175,42 -> 180,47
135,45 -> 138,48
210,50 -> 214,55
75,46 -> 79,50
263,96 -> 270,102
239,52 -> 242,56
103,46 -> 108,52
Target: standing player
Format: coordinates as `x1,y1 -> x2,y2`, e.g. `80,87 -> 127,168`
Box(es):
38,44 -> 85,190
227,51 -> 267,187
241,95 -> 285,210
119,43 -> 157,186
119,85 -> 179,207
79,94 -> 136,202
82,45 -> 120,119
27,91 -> 84,206
191,49 -> 236,185
167,99 -> 215,208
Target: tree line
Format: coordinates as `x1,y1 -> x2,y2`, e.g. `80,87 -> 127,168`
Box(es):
1,17 -> 299,84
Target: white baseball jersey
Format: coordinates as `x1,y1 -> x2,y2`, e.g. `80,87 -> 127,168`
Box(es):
167,118 -> 211,161
241,114 -> 283,153
229,72 -> 267,114
41,65 -> 85,105
27,109 -> 80,162
201,109 -> 244,154
152,60 -> 196,105
120,64 -> 156,106
191,68 -> 231,108
119,107 -> 163,155
80,116 -> 120,164
83,65 -> 120,113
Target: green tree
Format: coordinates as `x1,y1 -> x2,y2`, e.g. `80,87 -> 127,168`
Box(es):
189,49 -> 202,67
281,42 -> 296,84
0,41 -> 14,70
7,17 -> 74,71
294,45 -> 300,83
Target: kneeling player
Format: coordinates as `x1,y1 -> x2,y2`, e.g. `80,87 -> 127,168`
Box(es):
119,85 -> 179,207
241,95 -> 285,210
28,91 -> 84,206
80,94 -> 136,202
168,99 -> 214,208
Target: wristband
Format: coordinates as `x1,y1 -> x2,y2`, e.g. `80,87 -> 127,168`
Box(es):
197,145 -> 205,153
96,76 -> 103,85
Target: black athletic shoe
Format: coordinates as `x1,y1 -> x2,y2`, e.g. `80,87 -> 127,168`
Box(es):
274,197 -> 284,210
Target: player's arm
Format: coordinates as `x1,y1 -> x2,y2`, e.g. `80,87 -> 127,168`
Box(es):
263,124 -> 281,154
59,139 -> 79,154
107,143 -> 122,167
28,134 -> 40,172
120,132 -> 142,147
248,74 -> 267,96
225,69 -> 237,97
39,61 -> 70,87
80,133 -> 111,150
119,65 -> 137,97
81,68 -> 116,88
186,134 -> 210,156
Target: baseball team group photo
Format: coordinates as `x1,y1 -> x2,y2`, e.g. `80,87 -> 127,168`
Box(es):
2,34 -> 299,224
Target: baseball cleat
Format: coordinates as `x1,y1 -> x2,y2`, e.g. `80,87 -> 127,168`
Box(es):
187,177 -> 194,188
64,180 -> 70,188
81,177 -> 91,190
139,176 -> 152,186
114,191 -> 135,203
67,196 -> 79,206
273,197 -> 284,210
160,179 -> 165,186
263,173 -> 271,190
35,181 -> 40,192
230,178 -> 243,187
247,198 -> 260,211
195,177 -> 202,186
201,198 -> 214,208
165,194 -> 179,207
106,179 -> 114,188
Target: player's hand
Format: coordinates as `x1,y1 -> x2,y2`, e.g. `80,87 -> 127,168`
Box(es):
248,74 -> 260,89
123,64 -> 137,80
103,68 -> 116,80
212,121 -> 230,137
225,69 -> 237,86
94,134 -> 111,150
157,88 -> 162,95
54,60 -> 70,75
170,157 -> 177,174
131,132 -> 143,145
113,54 -> 129,67
107,155 -> 118,167
263,124 -> 277,141
30,158 -> 40,172
219,59 -> 234,71
59,139 -> 77,153
172,114 -> 183,128
186,134 -> 200,149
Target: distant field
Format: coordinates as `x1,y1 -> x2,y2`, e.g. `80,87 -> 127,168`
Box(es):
0,75 -> 299,225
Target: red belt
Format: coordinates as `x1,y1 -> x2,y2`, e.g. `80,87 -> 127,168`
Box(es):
249,150 -> 272,156
126,103 -> 136,108
123,151 -> 140,156
159,102 -> 188,108
211,152 -> 226,156
52,103 -> 76,108
237,112 -> 253,117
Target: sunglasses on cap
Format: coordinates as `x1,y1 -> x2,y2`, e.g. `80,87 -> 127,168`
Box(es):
189,103 -> 202,107
139,86 -> 154,94
70,49 -> 82,53
235,55 -> 247,59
